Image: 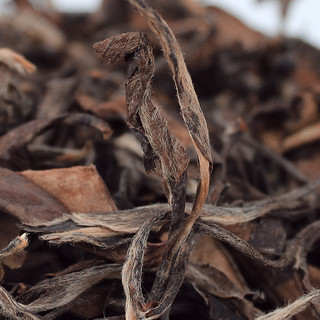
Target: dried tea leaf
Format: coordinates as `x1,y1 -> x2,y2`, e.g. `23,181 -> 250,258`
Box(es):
21,165 -> 117,213
186,264 -> 261,319
249,218 -> 286,257
27,142 -> 94,168
191,235 -> 248,291
128,0 -> 212,229
0,48 -> 36,134
67,283 -> 115,319
186,263 -> 249,300
271,276 -> 316,320
23,176 -> 320,262
197,215 -> 320,271
94,27 -> 196,318
196,219 -> 293,269
0,168 -> 68,224
202,177 -> 320,226
94,2 -> 213,317
94,32 -> 189,231
40,227 -> 129,249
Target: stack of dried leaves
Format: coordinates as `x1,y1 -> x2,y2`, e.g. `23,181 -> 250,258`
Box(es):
1,0 -> 320,319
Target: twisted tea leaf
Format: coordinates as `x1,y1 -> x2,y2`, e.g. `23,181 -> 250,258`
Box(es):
94,32 -> 189,233
127,0 -> 212,226
94,29 -> 192,319
121,1 -> 212,314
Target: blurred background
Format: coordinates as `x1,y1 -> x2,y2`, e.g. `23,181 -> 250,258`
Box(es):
206,0 -> 320,48
0,0 -> 318,48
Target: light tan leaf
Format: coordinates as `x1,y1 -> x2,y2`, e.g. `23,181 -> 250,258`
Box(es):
21,165 -> 117,213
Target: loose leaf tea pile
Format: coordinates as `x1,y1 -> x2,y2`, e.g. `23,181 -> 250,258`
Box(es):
1,0 -> 320,319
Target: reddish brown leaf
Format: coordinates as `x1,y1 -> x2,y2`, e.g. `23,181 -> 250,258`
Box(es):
0,168 -> 68,224
21,165 -> 117,213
